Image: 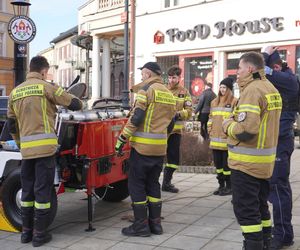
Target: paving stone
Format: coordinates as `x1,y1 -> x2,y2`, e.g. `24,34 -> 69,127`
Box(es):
164,212 -> 202,224
65,238 -> 117,250
160,235 -> 210,250
201,239 -> 242,250
109,242 -> 155,250
179,225 -> 223,239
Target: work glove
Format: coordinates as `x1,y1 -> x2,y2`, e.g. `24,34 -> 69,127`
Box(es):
115,134 -> 127,156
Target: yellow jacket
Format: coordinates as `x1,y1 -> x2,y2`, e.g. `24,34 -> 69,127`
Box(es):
8,72 -> 82,159
122,76 -> 176,156
223,70 -> 282,179
168,83 -> 192,134
208,91 -> 237,150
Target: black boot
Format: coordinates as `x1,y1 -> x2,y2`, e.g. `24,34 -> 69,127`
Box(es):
21,207 -> 34,244
122,204 -> 151,237
243,239 -> 263,250
32,210 -> 52,247
213,174 -> 225,195
148,202 -> 163,235
219,176 -> 232,196
162,167 -> 179,193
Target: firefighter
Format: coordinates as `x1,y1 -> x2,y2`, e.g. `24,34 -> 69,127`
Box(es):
162,65 -> 192,193
115,62 -> 176,237
7,56 -> 82,247
208,77 -> 237,196
222,52 -> 282,250
263,46 -> 299,250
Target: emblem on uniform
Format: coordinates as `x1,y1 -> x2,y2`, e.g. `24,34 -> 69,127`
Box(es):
225,104 -> 231,108
178,94 -> 184,98
185,101 -> 192,107
237,112 -> 247,122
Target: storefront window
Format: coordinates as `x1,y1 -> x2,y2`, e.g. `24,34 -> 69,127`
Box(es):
157,56 -> 179,84
295,46 -> 300,78
184,56 -> 213,97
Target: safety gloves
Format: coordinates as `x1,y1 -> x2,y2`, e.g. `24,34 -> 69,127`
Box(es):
115,134 -> 127,156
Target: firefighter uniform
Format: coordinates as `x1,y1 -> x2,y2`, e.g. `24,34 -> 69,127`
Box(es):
118,74 -> 176,236
223,69 -> 282,249
207,79 -> 237,196
7,71 -> 82,245
162,83 -> 192,193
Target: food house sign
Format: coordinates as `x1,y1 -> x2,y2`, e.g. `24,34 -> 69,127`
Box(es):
166,17 -> 284,42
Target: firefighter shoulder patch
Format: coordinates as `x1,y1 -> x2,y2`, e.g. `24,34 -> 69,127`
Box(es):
237,112 -> 247,122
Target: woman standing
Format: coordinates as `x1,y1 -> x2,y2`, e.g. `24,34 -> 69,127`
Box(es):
208,77 -> 237,196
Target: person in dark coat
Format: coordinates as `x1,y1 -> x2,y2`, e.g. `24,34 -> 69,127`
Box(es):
194,82 -> 216,140
263,46 -> 299,250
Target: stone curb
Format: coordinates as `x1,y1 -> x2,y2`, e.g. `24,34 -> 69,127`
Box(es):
178,165 -> 216,174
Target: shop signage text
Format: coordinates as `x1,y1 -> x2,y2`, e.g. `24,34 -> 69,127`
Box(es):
166,17 -> 284,42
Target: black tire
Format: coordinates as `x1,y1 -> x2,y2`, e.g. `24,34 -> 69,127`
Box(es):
1,168 -> 58,231
95,179 -> 129,202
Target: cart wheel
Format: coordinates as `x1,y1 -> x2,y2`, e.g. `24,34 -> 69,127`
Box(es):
1,168 -> 58,231
95,179 -> 129,202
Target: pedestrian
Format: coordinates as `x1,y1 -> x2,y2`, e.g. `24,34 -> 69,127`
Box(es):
208,77 -> 237,196
263,46 -> 299,250
7,56 -> 82,247
194,82 -> 216,140
115,62 -> 176,237
222,52 -> 282,250
162,65 -> 192,193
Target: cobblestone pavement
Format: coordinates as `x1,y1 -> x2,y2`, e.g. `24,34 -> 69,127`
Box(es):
1,144 -> 300,250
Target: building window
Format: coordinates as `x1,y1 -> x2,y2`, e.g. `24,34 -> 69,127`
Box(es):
0,0 -> 4,11
296,46 -> 300,79
184,55 -> 213,97
156,56 -> 179,84
164,0 -> 179,8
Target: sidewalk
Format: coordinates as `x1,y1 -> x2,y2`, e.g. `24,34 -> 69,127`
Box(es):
0,145 -> 300,250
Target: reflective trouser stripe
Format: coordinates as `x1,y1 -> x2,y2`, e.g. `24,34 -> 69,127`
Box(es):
34,202 -> 51,209
165,163 -> 178,169
241,224 -> 262,233
216,168 -> 223,174
21,201 -> 34,207
133,200 -> 147,205
21,138 -> 58,149
262,219 -> 272,228
223,170 -> 231,176
147,196 -> 161,203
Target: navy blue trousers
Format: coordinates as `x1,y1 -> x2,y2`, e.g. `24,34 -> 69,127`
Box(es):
269,136 -> 294,243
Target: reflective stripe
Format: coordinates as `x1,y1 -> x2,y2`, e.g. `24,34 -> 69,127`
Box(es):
20,133 -> 57,142
21,138 -> 58,149
174,124 -> 184,130
238,104 -> 261,114
229,151 -> 276,163
147,196 -> 161,203
262,219 -> 272,227
123,127 -> 133,137
54,87 -> 64,96
181,109 -> 188,119
165,163 -> 178,169
133,200 -> 147,205
257,113 -> 268,149
34,201 -> 51,209
41,98 -> 50,133
133,132 -> 167,139
229,146 -> 277,156
228,122 -> 237,140
144,103 -> 154,133
174,96 -> 184,102
210,138 -> 227,148
136,93 -> 147,103
223,170 -> 231,176
211,107 -> 233,112
241,224 -> 262,233
130,136 -> 167,145
185,96 -> 192,101
21,201 -> 34,207
216,168 -> 223,174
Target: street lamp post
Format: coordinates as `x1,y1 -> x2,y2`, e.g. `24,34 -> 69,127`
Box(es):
8,0 -> 36,86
